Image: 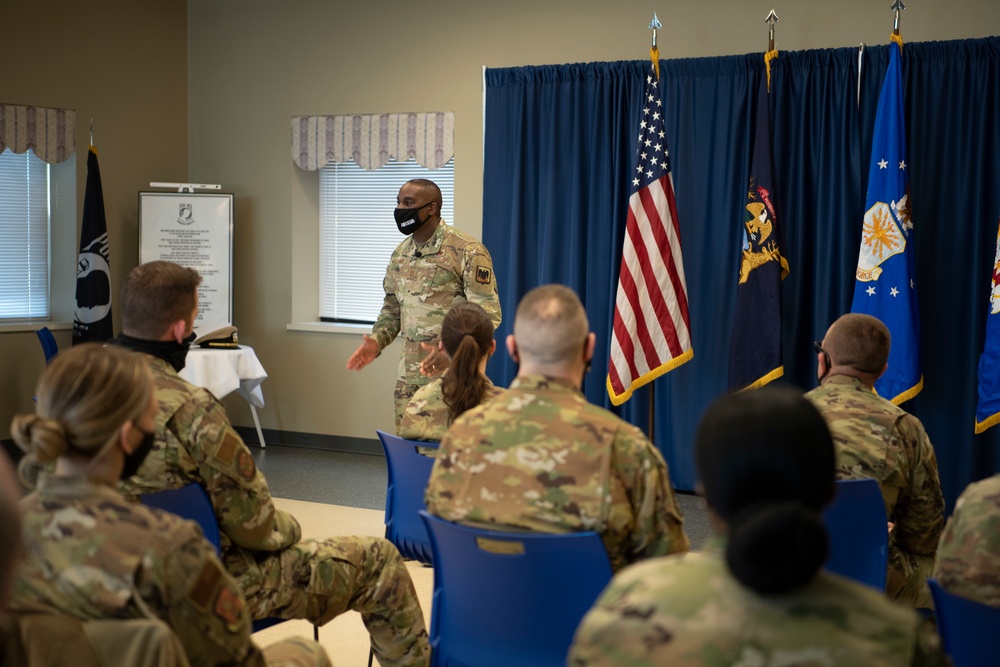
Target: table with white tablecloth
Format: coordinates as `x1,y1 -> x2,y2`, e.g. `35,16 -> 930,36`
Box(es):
179,345 -> 269,447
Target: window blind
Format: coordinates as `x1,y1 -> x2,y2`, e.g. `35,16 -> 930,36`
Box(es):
0,148 -> 50,319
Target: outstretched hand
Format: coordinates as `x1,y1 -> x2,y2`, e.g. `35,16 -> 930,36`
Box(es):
347,334 -> 379,371
419,342 -> 450,377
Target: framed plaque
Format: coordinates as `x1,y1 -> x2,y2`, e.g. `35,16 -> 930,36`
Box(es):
139,192 -> 234,331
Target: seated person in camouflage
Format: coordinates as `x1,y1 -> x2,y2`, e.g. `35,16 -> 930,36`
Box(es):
425,284 -> 689,572
933,473 -> 1000,607
112,261 -> 429,667
10,344 -> 330,667
399,301 -> 505,450
569,387 -> 947,667
806,314 -> 944,609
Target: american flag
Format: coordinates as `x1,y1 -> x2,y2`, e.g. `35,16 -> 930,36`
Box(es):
607,63 -> 693,406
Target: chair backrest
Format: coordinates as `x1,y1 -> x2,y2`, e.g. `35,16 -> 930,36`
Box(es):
35,327 -> 58,364
140,483 -> 222,553
928,578 -> 1000,667
420,510 -> 613,667
822,477 -> 888,590
377,429 -> 439,564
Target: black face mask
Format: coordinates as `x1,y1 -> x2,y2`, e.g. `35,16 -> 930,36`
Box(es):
394,202 -> 432,235
121,427 -> 156,480
110,332 -> 196,372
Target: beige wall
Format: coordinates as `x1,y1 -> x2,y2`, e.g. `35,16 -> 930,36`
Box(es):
4,1 -> 996,441
0,0 -> 188,436
187,0 -> 999,439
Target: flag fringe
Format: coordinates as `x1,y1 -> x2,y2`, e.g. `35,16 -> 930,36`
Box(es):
764,49 -> 778,93
735,365 -> 784,393
890,33 -> 904,50
885,376 -> 923,405
650,46 -> 660,81
607,347 -> 693,406
974,411 -> 1000,435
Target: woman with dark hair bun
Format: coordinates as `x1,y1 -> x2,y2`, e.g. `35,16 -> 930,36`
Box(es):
569,385 -> 946,666
399,301 -> 504,447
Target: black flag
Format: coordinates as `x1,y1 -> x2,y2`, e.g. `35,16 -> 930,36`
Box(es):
73,146 -> 113,344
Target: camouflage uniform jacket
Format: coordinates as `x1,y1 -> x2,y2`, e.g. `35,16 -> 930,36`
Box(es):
568,538 -> 947,667
119,355 -> 301,605
372,221 -> 501,409
806,375 -> 944,607
13,474 -> 268,667
398,375 -> 505,442
933,473 -> 1000,607
425,374 -> 689,572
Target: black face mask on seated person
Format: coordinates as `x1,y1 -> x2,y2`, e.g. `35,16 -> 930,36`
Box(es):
394,202 -> 432,235
110,331 -> 197,373
120,428 -> 156,480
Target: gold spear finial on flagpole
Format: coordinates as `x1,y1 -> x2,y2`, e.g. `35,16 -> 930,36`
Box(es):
649,11 -> 662,81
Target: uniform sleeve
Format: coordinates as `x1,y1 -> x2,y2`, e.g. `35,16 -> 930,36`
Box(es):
614,427 -> 690,562
372,252 -> 402,351
461,242 -> 502,329
172,399 -> 301,553
398,381 -> 447,442
891,417 -> 945,557
144,525 -> 266,667
566,569 -> 654,667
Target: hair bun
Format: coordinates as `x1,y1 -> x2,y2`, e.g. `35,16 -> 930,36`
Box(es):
725,500 -> 828,595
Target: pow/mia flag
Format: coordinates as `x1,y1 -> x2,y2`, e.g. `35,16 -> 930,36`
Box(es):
73,146 -> 113,345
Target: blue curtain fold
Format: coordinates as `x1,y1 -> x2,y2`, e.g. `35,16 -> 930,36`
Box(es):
483,37 -> 1000,506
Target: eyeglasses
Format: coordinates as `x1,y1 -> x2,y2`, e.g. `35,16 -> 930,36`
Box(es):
813,341 -> 831,368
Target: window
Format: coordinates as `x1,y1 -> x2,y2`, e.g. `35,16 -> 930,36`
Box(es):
318,158 -> 454,323
0,148 -> 50,319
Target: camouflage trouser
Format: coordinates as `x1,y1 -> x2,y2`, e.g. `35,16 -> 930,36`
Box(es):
886,546 -> 935,609
261,637 -> 332,667
245,536 -> 429,667
393,377 -> 425,433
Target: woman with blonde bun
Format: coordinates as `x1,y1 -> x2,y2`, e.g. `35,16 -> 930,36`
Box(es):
10,344 -> 328,667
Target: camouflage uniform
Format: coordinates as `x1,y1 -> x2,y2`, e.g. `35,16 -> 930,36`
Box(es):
568,538 -> 947,667
806,375 -> 945,609
371,221 -> 501,430
398,375 -> 506,449
12,474 -> 330,667
425,374 -> 690,572
933,473 -> 1000,607
119,355 -> 430,667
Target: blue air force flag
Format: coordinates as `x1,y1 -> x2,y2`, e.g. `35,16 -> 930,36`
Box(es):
72,146 -> 113,344
850,37 -> 922,404
975,217 -> 1000,433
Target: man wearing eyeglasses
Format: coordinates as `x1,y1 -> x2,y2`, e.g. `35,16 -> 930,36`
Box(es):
806,313 -> 944,610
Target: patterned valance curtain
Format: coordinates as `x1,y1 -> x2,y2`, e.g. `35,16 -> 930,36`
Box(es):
0,103 -> 75,164
291,112 -> 454,171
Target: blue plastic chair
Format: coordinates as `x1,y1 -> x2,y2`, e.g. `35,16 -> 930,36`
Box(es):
822,477 -> 888,590
376,430 -> 439,564
420,510 -> 613,667
35,327 -> 58,364
928,578 -> 1000,667
140,483 -> 315,638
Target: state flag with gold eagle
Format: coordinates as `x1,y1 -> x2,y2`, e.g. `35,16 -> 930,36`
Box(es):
975,216 -> 1000,433
850,35 -> 922,404
728,50 -> 788,391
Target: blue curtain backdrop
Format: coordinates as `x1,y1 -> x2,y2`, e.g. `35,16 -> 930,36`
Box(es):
482,37 -> 1000,509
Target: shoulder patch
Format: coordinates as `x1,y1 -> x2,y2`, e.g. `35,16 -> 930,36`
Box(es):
214,431 -> 241,466
237,449 -> 256,479
188,560 -> 223,611
213,586 -> 244,633
475,265 -> 492,284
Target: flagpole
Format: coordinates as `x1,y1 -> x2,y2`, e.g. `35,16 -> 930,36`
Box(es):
647,11 -> 661,440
